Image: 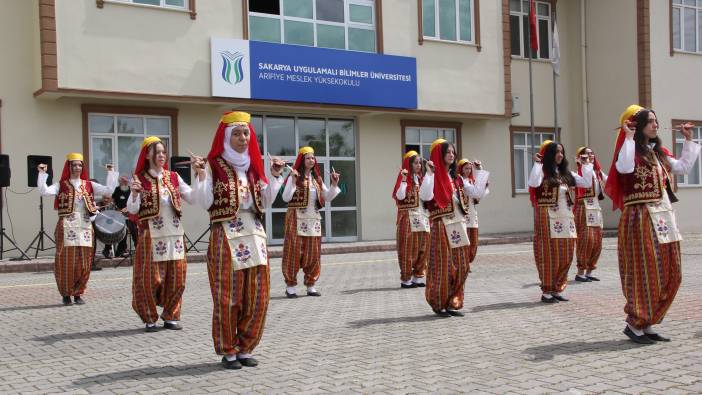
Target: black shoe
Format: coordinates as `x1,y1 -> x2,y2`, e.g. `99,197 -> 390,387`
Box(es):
446,309 -> 465,317
163,322 -> 183,330
145,324 -> 158,333
575,275 -> 591,282
623,326 -> 654,344
221,356 -> 242,370
73,296 -> 85,305
401,283 -> 418,289
645,332 -> 671,342
432,309 -> 452,317
412,282 -> 426,288
551,294 -> 569,302
306,290 -> 322,297
62,296 -> 73,306
541,295 -> 558,304
102,251 -> 112,259
238,357 -> 259,367
90,264 -> 102,271
586,275 -> 600,281
285,290 -> 298,299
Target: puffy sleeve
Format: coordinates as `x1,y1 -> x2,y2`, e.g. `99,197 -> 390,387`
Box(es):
260,173 -> 283,207
615,138 -> 636,174
127,192 -> 141,214
669,140 -> 701,175
419,172 -> 434,202
321,182 -> 341,202
37,172 -> 59,196
527,163 -> 544,188
90,170 -> 119,196
572,163 -> 594,188
464,170 -> 489,198
192,166 -> 214,211
177,174 -> 194,204
395,181 -> 407,200
282,177 -> 296,203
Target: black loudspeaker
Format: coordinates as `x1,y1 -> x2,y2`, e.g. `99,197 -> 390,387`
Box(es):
27,155 -> 52,188
0,154 -> 11,188
170,156 -> 191,185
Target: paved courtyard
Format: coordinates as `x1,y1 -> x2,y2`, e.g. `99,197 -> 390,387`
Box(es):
1,236 -> 702,394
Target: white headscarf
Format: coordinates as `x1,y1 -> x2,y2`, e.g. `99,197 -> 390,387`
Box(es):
222,125 -> 250,173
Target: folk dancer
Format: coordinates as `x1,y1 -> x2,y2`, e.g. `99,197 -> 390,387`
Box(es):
456,158 -> 490,267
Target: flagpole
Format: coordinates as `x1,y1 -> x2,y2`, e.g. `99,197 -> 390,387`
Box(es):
527,2 -> 536,159
552,15 -> 558,135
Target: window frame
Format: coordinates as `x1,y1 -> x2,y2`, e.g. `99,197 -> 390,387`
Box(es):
672,119 -> 702,187
671,0 -> 702,55
244,0 -> 382,53
400,120 -> 463,162
509,126 -> 559,196
509,0 -> 554,60
81,104 -> 179,183
96,0 -> 197,19
419,0 -> 478,46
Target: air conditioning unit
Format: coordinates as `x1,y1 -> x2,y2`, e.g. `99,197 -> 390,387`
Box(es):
511,95 -> 520,117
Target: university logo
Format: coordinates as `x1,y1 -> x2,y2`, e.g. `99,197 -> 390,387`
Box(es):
220,51 -> 245,84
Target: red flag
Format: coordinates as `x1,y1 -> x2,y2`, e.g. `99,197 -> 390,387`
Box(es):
529,0 -> 539,52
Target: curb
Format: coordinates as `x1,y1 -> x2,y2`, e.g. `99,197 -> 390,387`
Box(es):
0,230 -> 617,274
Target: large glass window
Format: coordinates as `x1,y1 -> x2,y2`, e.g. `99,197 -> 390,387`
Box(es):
672,0 -> 702,53
675,125 -> 702,186
248,0 -> 377,52
404,127 -> 457,160
511,130 -> 555,192
253,115 -> 358,243
422,0 -> 475,43
509,0 -> 552,59
88,113 -> 173,184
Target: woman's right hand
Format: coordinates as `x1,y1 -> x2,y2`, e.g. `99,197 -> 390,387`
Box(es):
37,164 -> 47,173
623,120 -> 635,139
400,169 -> 408,180
533,153 -> 542,163
290,168 -> 299,180
130,178 -> 143,194
425,160 -> 435,173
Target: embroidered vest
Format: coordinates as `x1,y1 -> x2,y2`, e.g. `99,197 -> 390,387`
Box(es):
56,179 -> 98,217
534,182 -> 574,207
395,182 -> 421,210
427,178 -> 469,220
208,157 -> 264,222
576,174 -> 605,203
621,153 -> 672,206
137,170 -> 182,221
288,176 -> 324,210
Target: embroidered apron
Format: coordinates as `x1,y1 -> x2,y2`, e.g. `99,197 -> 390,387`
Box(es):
645,159 -> 682,244
62,211 -> 93,247
296,207 -> 323,237
582,197 -> 603,228
548,185 -> 577,239
408,206 -> 430,232
148,201 -> 185,262
442,195 -> 470,248
222,211 -> 268,271
464,199 -> 479,229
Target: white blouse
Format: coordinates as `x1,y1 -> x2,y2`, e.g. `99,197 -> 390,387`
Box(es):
38,170 -> 119,214
127,169 -> 194,214
282,174 -> 340,211
615,138 -> 701,175
192,165 -> 283,211
395,174 -> 421,201
419,169 -> 489,202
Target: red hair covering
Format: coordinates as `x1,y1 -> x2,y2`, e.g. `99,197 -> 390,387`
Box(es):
575,147 -> 603,199
528,140 -> 554,207
429,139 -> 453,209
208,111 -> 267,184
55,153 -> 89,209
285,146 -> 322,186
392,151 -> 420,199
133,136 -> 168,176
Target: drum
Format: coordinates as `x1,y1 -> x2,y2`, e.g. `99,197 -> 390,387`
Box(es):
94,209 -> 127,245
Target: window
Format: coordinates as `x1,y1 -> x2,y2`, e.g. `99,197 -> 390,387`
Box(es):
404,126 -> 458,160
674,123 -> 702,185
421,0 -> 475,43
511,129 -> 555,193
252,115 -> 358,243
248,0 -> 377,52
672,0 -> 702,53
109,0 -> 187,10
509,0 -> 552,59
83,106 -> 177,185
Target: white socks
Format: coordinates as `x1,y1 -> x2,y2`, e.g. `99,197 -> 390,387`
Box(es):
643,325 -> 656,335
286,286 -> 297,295
307,286 -> 317,294
224,354 -> 237,362
165,320 -> 178,325
402,280 -> 413,286
411,276 -> 425,285
146,323 -> 156,328
628,324 -> 645,336
237,353 -> 252,359
552,292 -> 563,297
542,293 -> 554,299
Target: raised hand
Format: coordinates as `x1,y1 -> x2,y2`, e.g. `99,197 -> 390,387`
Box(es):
400,169 -> 408,180
533,153 -> 542,163
330,167 -> 340,186
37,164 -> 48,173
425,160 -> 435,173
270,157 -> 286,177
679,122 -> 694,141
105,163 -> 114,172
623,120 -> 636,139
131,177 -> 143,194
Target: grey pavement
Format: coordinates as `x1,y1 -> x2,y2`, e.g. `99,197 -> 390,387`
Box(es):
1,236 -> 702,394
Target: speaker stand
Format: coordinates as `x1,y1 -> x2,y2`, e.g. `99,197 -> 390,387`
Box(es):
24,196 -> 56,259
186,225 -> 211,253
0,188 -> 31,260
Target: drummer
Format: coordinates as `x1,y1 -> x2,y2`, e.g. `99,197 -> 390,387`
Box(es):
127,136 -> 196,332
37,153 -> 118,306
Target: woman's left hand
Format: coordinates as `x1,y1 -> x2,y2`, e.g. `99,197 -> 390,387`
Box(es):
270,157 -> 286,177
330,169 -> 340,186
679,122 -> 695,141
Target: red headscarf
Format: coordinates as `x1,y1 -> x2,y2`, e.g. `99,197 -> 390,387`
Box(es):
528,140 -> 554,207
133,136 -> 168,176
575,146 -> 603,199
55,153 -> 89,209
429,139 -> 453,209
392,150 -> 420,199
208,111 -> 267,184
285,146 -> 322,186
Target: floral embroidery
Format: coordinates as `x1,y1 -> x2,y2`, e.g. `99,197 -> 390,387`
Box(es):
155,241 -> 167,256
412,216 -> 422,228
569,221 -> 576,233
174,239 -> 184,253
313,221 -> 321,233
235,243 -> 251,263
172,215 -> 181,228
260,243 -> 268,260
82,231 -> 91,242
67,213 -> 76,222
553,221 -> 564,234
66,230 -> 78,241
300,221 -> 309,233
254,219 -> 264,232
656,218 -> 669,237
152,216 -> 164,230
587,212 -> 596,223
229,217 -> 244,233
450,230 -> 462,244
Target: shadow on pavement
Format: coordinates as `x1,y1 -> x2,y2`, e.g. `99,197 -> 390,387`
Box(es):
471,302 -> 542,313
521,280 -> 579,289
347,315 -> 442,328
523,339 -> 646,362
32,328 -> 147,345
340,287 -> 402,295
72,362 -> 221,387
695,331 -> 702,338
0,304 -> 66,313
